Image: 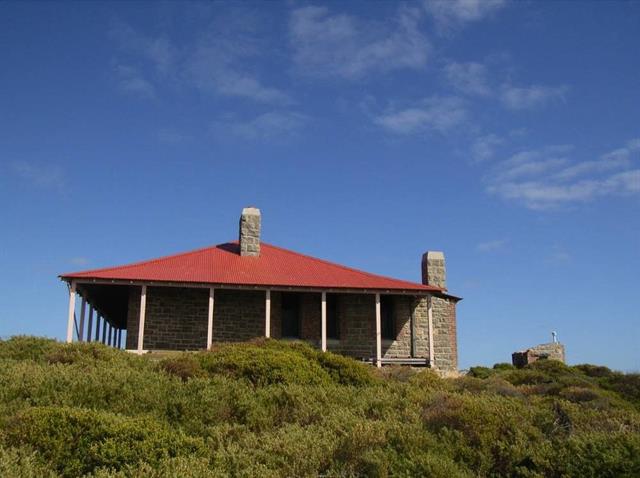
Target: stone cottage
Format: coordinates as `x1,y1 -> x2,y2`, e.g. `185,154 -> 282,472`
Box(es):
60,208 -> 461,371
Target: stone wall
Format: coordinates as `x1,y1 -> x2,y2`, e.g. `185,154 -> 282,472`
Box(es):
212,290 -> 266,343
380,295 -> 413,358
126,287 -> 267,350
512,343 -> 565,368
328,294 -> 375,358
412,297 -> 430,358
123,287 -> 457,372
431,296 -> 458,371
125,286 -> 208,350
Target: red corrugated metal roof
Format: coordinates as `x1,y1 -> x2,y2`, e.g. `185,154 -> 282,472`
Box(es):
60,242 -> 441,292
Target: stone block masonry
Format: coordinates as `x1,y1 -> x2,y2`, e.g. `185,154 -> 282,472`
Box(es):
422,251 -> 446,289
126,286 -> 208,350
124,285 -> 458,373
431,296 -> 458,371
127,287 -> 268,350
239,207 -> 261,257
512,342 -> 566,368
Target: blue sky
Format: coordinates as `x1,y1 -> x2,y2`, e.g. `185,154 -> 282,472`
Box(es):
1,0 -> 638,371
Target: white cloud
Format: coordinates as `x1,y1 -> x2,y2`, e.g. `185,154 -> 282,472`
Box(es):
212,111 -> 307,140
10,161 -> 66,192
485,139 -> 640,209
494,145 -> 573,178
476,239 -> 507,252
501,84 -> 568,110
551,138 -> 640,181
374,96 -> 467,135
289,5 -> 430,79
424,0 -> 506,29
471,134 -> 503,161
110,21 -> 177,74
110,19 -> 290,105
444,61 -> 491,96
114,64 -> 156,99
187,42 -> 291,104
186,12 -> 292,104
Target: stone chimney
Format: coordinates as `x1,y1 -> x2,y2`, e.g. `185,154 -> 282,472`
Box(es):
239,207 -> 261,256
422,251 -> 446,289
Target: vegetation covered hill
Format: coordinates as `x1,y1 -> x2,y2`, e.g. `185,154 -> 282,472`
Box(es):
0,337 -> 639,477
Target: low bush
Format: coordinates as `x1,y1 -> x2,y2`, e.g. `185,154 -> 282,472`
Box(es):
1,337 -> 639,477
0,445 -> 56,478
0,336 -> 58,362
599,372 -> 640,408
468,366 -> 495,379
158,355 -> 203,381
197,342 -> 333,386
493,362 -> 515,371
3,406 -> 206,477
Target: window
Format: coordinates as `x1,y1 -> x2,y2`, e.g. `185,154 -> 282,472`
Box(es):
326,294 -> 339,340
381,296 -> 395,340
281,293 -> 300,338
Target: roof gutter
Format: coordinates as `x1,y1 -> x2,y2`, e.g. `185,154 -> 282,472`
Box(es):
58,276 -> 444,296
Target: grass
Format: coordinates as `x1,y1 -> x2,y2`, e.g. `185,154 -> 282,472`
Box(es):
0,336 -> 639,477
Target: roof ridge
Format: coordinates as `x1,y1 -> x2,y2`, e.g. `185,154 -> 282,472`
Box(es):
259,242 -> 440,291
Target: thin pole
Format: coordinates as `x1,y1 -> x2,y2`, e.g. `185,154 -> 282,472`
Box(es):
375,293 -> 382,368
265,289 -> 271,338
86,306 -> 94,342
78,297 -> 87,342
207,287 -> 215,349
66,281 -> 76,343
102,319 -> 107,344
95,315 -> 101,342
321,292 -> 327,352
137,285 -> 147,353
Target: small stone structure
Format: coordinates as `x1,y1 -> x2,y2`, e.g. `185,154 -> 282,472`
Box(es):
239,207 -> 261,256
422,251 -> 446,289
512,342 -> 566,368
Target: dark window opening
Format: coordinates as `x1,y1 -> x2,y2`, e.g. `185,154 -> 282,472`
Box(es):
326,294 -> 339,340
281,293 -> 300,338
381,296 -> 395,340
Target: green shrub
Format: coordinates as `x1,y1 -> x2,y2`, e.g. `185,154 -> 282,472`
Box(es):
2,337 -> 640,477
241,338 -> 377,386
378,364 -> 419,382
560,386 -> 606,404
0,445 -> 56,478
468,366 -> 495,379
158,355 -> 203,381
540,431 -> 640,477
314,350 -> 377,386
599,372 -> 640,407
493,362 -> 515,371
197,342 -> 333,386
0,336 -> 58,362
408,368 -> 449,390
574,364 -> 614,378
3,406 -> 206,477
86,457 -> 218,478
